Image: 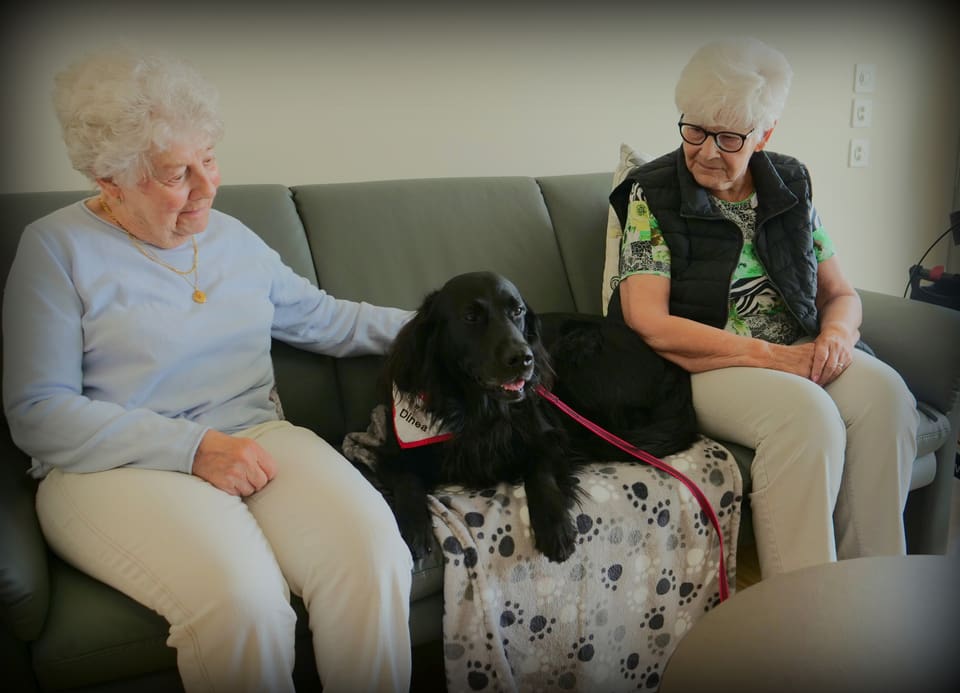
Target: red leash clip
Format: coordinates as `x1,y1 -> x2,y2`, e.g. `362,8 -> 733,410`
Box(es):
535,384 -> 730,602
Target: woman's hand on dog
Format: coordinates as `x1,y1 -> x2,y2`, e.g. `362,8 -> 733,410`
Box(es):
193,429 -> 278,496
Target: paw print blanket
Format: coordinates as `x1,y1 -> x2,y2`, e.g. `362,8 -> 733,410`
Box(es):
343,405 -> 742,693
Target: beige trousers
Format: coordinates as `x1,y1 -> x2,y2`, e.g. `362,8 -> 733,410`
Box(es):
36,421 -> 413,693
691,349 -> 918,578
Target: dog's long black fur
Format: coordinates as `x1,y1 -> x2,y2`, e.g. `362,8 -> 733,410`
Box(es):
373,271 -> 698,563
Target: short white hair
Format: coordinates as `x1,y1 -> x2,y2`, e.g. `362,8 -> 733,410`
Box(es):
53,46 -> 224,186
675,37 -> 793,135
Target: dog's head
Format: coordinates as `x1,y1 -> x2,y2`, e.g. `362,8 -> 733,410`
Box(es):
387,271 -> 553,406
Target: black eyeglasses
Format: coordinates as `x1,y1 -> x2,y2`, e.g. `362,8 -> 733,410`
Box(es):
678,117 -> 754,153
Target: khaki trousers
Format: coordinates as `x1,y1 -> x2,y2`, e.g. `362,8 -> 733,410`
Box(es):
37,421 -> 413,693
691,350 -> 918,578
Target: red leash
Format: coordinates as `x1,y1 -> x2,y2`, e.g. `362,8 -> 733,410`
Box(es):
535,384 -> 730,602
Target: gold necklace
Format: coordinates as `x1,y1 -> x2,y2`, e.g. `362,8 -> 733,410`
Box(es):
100,196 -> 207,304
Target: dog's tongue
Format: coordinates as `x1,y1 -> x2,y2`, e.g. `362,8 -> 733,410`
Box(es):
501,379 -> 526,392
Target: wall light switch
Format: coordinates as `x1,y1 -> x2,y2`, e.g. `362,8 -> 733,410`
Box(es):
849,138 -> 870,167
854,64 -> 876,93
851,97 -> 873,127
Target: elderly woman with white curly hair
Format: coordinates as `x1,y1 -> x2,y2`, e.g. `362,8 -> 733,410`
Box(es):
608,37 -> 919,579
2,47 -> 415,692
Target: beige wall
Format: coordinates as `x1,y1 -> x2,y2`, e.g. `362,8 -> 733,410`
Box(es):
2,1 -> 958,295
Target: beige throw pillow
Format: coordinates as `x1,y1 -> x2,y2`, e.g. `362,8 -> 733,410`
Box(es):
601,143 -> 651,315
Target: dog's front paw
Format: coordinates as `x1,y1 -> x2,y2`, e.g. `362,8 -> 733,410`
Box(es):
399,515 -> 434,561
534,519 -> 578,563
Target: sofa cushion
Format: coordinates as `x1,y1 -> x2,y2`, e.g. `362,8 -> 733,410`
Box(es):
31,559 -> 175,691
293,177 -> 580,439
0,429 -> 48,642
213,185 -> 317,285
292,178 -> 577,313
0,187 -> 344,444
536,172 -> 612,316
1,191 -> 94,645
916,401 -> 952,459
599,143 -> 653,314
859,289 -> 960,415
32,551 -> 444,690
0,191 -> 93,309
213,186 -> 345,444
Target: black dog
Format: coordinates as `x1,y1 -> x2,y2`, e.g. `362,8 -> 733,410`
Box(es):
374,271 -> 697,563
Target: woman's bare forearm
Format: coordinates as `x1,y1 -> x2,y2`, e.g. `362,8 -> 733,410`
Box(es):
627,312 -> 811,376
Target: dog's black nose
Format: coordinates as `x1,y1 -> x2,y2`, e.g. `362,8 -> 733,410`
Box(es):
506,346 -> 534,369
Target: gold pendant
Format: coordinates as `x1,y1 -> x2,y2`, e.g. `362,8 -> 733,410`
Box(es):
193,290 -> 207,304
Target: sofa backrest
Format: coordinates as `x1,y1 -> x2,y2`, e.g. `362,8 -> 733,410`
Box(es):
537,172 -> 613,315
0,186 -> 347,451
211,186 -> 347,443
293,177 -> 578,310
1,191 -> 96,477
291,174 -> 612,433
0,172 -> 614,454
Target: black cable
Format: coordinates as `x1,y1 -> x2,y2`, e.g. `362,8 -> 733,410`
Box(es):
902,220 -> 960,298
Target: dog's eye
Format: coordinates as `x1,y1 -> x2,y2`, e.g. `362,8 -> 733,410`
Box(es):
463,309 -> 481,324
511,305 -> 525,319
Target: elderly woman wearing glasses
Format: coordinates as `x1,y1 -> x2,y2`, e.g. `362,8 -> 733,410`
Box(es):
608,37 -> 919,579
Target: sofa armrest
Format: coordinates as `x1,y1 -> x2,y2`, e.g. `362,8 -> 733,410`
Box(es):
0,428 -> 49,642
858,289 -> 960,417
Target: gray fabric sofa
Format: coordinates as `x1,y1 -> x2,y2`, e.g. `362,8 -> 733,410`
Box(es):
2,174 -> 958,692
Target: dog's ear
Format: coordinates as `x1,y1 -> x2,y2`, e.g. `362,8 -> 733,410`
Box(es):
385,290 -> 443,395
523,300 -> 541,345
524,301 -> 556,389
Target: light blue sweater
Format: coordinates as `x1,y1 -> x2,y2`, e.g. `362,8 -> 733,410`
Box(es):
2,200 -> 412,478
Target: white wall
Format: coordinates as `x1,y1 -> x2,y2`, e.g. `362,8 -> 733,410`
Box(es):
2,1 -> 958,295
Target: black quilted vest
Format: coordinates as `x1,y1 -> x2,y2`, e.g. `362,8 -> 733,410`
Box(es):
608,148 -> 819,337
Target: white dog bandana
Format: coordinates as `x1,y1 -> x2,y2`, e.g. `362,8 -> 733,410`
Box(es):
392,383 -> 454,448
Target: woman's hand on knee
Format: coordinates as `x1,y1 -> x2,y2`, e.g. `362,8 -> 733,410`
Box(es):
811,328 -> 856,386
192,429 -> 278,496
